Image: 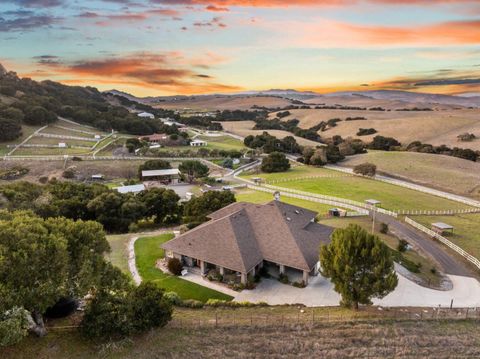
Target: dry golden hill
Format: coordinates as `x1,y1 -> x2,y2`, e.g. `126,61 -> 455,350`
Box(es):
273,108 -> 480,150
338,151 -> 480,199
221,120 -> 321,147
154,95 -> 293,111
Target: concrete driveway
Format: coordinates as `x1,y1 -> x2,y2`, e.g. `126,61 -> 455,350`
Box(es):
234,272 -> 480,308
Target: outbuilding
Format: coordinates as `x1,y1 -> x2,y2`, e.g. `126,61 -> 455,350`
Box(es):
141,168 -> 181,184
431,222 -> 454,235
190,139 -> 208,147
114,184 -> 145,194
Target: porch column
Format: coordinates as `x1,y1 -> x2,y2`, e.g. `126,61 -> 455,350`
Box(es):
303,270 -> 309,285
200,260 -> 206,275
219,266 -> 225,276
250,267 -> 256,277
279,264 -> 285,275
240,272 -> 247,285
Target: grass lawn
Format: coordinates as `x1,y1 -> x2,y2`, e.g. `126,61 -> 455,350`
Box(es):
135,233 -> 233,302
242,165 -> 471,211
26,136 -> 97,147
415,214 -> 480,260
106,233 -> 131,276
234,188 -> 343,217
196,135 -> 246,151
320,216 -> 442,287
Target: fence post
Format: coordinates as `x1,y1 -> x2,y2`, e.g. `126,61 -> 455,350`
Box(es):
215,311 -> 218,328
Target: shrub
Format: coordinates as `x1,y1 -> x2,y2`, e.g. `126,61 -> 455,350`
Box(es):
38,176 -> 49,184
380,222 -> 389,234
430,267 -> 437,274
167,257 -> 183,276
207,270 -> 223,282
71,156 -> 82,161
0,167 -> 29,180
62,169 -> 75,179
292,281 -> 306,288
356,128 -> 377,136
164,291 -> 182,306
180,299 -> 204,308
278,273 -> 289,284
353,162 -> 377,177
0,307 -> 29,347
397,239 -> 408,253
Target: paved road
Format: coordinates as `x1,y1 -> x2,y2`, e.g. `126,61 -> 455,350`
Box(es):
225,158 -> 475,278
376,212 -> 474,277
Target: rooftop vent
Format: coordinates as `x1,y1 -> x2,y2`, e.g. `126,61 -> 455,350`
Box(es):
294,210 -> 300,214
286,217 -> 291,221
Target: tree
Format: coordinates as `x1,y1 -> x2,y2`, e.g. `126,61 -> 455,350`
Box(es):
319,224 -> 398,309
128,282 -> 173,332
183,190 -> 236,224
138,159 -> 171,179
0,307 -> 30,347
310,148 -> 327,166
179,160 -> 209,183
353,162 -> 377,177
80,282 -> 172,339
167,257 -> 183,275
137,188 -> 181,224
261,152 -> 290,173
0,117 -> 22,141
0,211 -> 114,336
23,106 -> 57,126
0,211 -> 69,336
368,136 -> 401,151
87,191 -> 129,232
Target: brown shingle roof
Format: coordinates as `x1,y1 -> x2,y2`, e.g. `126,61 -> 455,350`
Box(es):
162,200 -> 333,273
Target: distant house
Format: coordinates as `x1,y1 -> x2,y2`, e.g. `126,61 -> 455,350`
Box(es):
141,168 -> 181,184
190,139 -> 208,147
140,133 -> 168,144
58,142 -> 67,148
162,201 -> 333,285
114,184 -> 145,194
138,112 -> 155,119
91,174 -> 104,181
431,222 -> 454,235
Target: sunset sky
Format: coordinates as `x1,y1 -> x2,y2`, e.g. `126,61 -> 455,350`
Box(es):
1,0 -> 479,96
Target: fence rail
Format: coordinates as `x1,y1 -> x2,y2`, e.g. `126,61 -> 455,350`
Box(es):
326,165 -> 480,209
35,133 -> 98,142
247,184 -> 369,216
404,217 -> 480,270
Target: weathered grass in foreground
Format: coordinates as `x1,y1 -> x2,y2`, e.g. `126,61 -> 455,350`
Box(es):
242,165 -> 470,211
134,234 -> 232,302
4,308 -> 480,359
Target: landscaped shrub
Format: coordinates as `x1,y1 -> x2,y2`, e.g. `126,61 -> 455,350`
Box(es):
167,257 -> 183,276
380,222 -> 389,234
278,273 -> 290,284
207,270 -> 223,282
180,299 -> 204,308
397,239 -> 408,252
164,291 -> 183,306
229,283 -> 246,291
292,281 -> 306,288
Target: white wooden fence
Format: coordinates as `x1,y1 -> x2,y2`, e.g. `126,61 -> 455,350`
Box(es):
326,165 -> 480,209
35,133 -> 97,142
246,184 -> 369,216
405,217 -> 480,270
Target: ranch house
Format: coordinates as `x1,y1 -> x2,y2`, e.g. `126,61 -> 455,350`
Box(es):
162,201 -> 333,286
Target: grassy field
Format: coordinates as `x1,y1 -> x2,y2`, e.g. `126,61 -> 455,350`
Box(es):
4,313 -> 480,358
0,125 -> 41,155
106,234 -> 131,275
320,216 -> 442,287
234,188 -> 344,217
195,135 -> 246,150
12,147 -> 92,156
26,136 -> 96,147
135,233 -> 232,302
242,165 -> 472,211
415,214 -> 480,260
276,108 -> 480,151
339,150 -> 480,200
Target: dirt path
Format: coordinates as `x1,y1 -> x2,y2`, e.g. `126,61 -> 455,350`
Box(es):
127,228 -> 178,285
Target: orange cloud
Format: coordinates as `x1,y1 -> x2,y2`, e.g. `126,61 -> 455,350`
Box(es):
29,52 -> 241,95
290,19 -> 480,47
